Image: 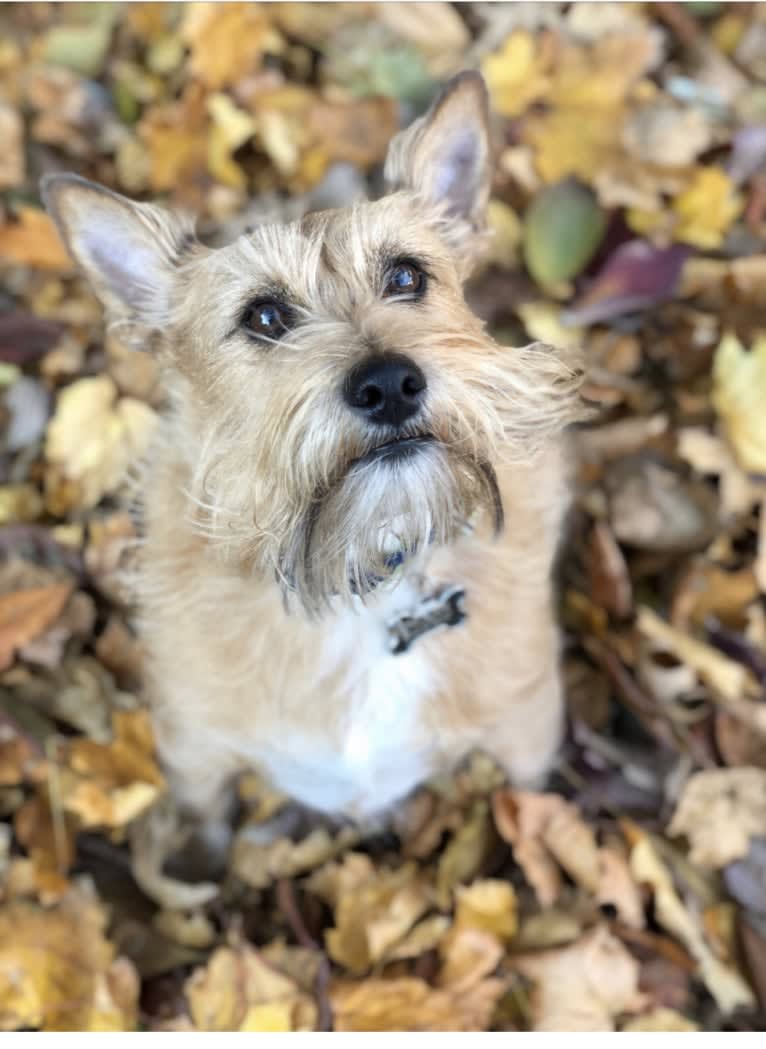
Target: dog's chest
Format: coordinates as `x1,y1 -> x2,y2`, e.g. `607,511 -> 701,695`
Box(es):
258,582 -> 441,817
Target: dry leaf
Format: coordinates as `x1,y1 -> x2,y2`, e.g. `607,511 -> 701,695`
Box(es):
622,1008 -> 699,1032
453,879 -> 518,942
45,376 -> 157,511
672,167 -> 743,250
669,767 -> 766,869
232,823 -> 359,889
0,104 -> 24,190
512,925 -> 647,1032
630,830 -> 755,1013
0,884 -> 138,1030
62,710 -> 165,829
325,861 -> 430,973
437,927 -> 504,992
331,974 -> 505,1032
0,582 -> 73,671
712,332 -> 766,475
182,2 -> 283,89
0,209 -> 72,271
185,936 -> 317,1032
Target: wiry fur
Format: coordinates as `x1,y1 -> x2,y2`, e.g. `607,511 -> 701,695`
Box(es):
43,74 -> 587,873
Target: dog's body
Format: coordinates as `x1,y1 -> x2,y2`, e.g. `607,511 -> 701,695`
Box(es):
44,73 -> 584,868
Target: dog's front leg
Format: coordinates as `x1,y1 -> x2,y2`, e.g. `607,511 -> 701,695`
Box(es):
131,716 -> 240,908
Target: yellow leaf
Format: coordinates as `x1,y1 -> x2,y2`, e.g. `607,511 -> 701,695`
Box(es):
239,1002 -> 293,1032
525,106 -> 624,184
45,376 -> 157,511
482,31 -> 552,118
485,200 -> 522,270
453,879 -> 518,942
207,92 -> 256,189
325,861 -> 430,973
0,885 -> 138,1031
62,710 -> 165,829
182,2 -> 283,89
673,167 -> 743,250
0,208 -> 72,271
712,331 -> 766,474
186,938 -> 317,1032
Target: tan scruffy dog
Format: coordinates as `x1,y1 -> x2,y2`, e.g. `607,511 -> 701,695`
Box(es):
43,72 -> 585,900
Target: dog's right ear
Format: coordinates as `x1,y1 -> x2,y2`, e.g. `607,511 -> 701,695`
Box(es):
41,174 -> 195,325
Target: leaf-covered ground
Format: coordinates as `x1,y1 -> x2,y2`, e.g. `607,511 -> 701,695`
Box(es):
1,1 -> 766,1033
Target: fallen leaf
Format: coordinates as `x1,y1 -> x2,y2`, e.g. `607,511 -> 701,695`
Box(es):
712,331 -> 766,475
0,582 -> 73,671
0,883 -> 138,1030
622,1008 -> 699,1031
325,861 -> 430,973
0,209 -> 72,271
45,376 -> 158,511
523,179 -> 606,288
668,767 -> 766,869
62,710 -> 165,829
232,823 -> 359,889
182,2 -> 283,89
330,974 -> 505,1032
672,166 -> 744,250
185,935 -> 317,1032
0,103 -> 24,190
453,879 -> 518,942
630,829 -> 755,1013
512,925 -> 647,1031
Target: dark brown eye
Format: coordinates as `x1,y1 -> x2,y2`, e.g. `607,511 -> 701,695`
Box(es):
384,262 -> 425,299
242,300 -> 291,339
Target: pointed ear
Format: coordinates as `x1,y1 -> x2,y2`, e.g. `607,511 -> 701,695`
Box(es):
41,174 -> 195,326
384,71 -> 492,250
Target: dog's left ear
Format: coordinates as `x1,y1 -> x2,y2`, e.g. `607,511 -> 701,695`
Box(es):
385,71 -> 491,253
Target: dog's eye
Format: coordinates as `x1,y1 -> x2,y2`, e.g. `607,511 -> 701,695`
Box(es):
242,300 -> 290,339
384,262 -> 425,299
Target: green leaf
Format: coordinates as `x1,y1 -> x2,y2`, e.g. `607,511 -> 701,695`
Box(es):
523,180 -> 606,289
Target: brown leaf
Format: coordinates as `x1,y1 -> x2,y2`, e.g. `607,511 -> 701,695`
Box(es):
512,925 -> 647,1031
331,975 -> 505,1032
0,209 -> 72,271
0,582 -> 73,671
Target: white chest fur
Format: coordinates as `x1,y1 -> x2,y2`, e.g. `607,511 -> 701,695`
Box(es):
252,581 -> 440,818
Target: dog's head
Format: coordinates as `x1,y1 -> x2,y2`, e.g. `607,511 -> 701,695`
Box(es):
44,72 -> 584,614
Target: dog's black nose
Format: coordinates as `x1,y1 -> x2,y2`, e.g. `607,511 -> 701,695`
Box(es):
343,353 -> 426,428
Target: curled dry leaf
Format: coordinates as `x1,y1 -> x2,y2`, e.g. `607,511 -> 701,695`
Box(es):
668,767 -> 766,869
185,935 -> 317,1032
0,883 -> 139,1031
492,789 -> 643,926
512,924 -> 647,1032
232,823 -> 359,890
629,829 -> 755,1013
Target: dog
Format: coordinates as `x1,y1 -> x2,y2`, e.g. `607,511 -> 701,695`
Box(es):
43,71 -> 585,902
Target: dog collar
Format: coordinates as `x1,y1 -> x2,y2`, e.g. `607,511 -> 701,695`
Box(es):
386,583 -> 467,655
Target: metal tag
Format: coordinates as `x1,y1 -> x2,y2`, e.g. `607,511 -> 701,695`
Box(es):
386,584 -> 467,655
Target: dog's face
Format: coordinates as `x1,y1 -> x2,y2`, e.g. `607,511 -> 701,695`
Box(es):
44,73 -> 583,614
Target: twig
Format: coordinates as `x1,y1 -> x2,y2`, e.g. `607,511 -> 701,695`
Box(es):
276,878 -> 333,1032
